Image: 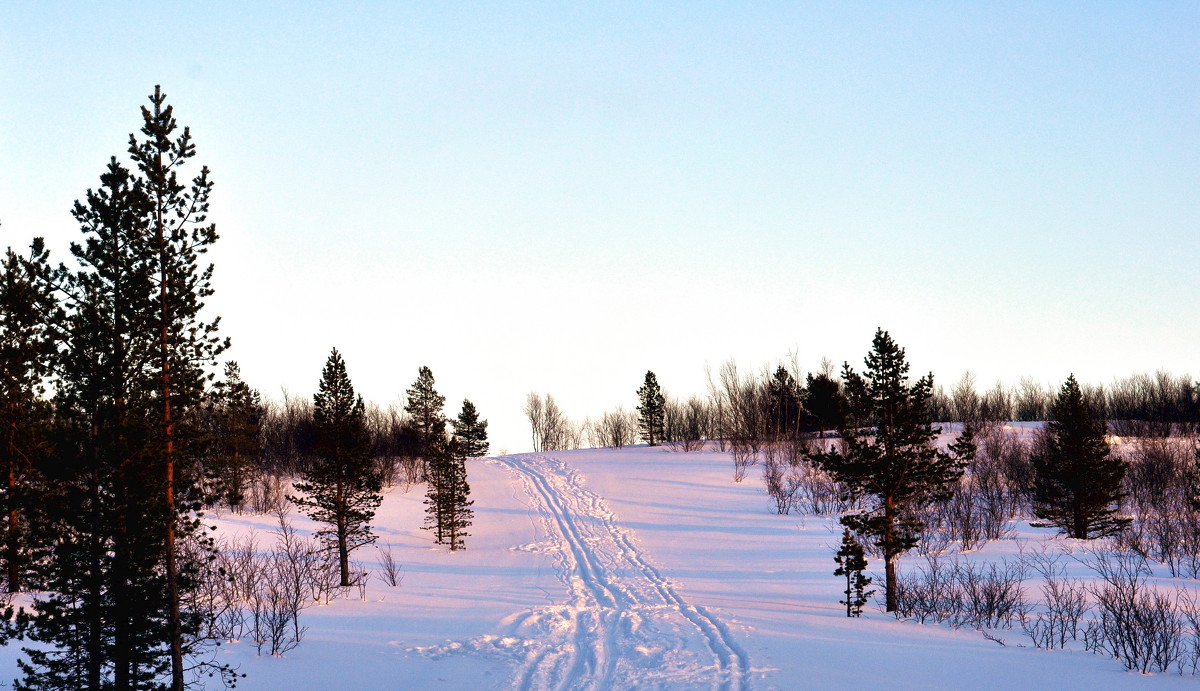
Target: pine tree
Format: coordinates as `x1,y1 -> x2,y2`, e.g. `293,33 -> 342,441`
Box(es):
19,87 -> 236,690
1031,374 -> 1131,539
423,438 -> 449,545
292,349 -> 382,586
637,371 -> 666,446
833,528 -> 873,617
807,329 -> 972,613
405,366 -> 447,475
210,361 -> 264,512
452,399 -> 489,458
0,239 -> 58,594
21,155 -> 169,690
423,437 -> 473,550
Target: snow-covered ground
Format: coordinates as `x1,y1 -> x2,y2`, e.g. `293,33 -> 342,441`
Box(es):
4,440 -> 1198,689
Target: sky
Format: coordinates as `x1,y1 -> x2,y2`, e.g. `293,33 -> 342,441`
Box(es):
1,2 -> 1197,453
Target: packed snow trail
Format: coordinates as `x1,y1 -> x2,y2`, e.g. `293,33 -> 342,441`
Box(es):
491,454 -> 751,691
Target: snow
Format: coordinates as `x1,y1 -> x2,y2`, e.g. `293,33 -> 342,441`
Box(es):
3,439 -> 1198,689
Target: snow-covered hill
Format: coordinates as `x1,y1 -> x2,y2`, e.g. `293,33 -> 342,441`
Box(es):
5,442 -> 1197,689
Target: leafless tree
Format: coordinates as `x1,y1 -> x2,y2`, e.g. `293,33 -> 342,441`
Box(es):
1014,376 -> 1050,422
525,393 -> 574,452
588,407 -> 639,449
951,371 -> 981,424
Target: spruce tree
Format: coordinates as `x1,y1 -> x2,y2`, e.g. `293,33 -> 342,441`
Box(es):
807,329 -> 972,612
0,239 -> 58,594
292,349 -> 381,586
405,366 -> 447,474
833,528 -> 873,617
1031,374 -> 1131,539
637,371 -> 666,446
451,399 -> 489,458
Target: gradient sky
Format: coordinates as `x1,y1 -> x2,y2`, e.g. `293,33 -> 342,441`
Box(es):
2,2 -> 1197,452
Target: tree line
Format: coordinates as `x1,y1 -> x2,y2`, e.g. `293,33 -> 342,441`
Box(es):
0,87 -> 487,689
525,330 -> 1195,624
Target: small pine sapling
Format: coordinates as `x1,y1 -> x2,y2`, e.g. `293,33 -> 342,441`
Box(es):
833,528 -> 873,617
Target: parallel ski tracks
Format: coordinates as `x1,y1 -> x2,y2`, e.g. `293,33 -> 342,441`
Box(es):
494,454 -> 750,691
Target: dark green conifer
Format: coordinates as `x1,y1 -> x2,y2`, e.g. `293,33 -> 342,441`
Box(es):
1031,374 -> 1131,539
452,399 -> 489,458
637,371 -> 666,446
292,349 -> 381,586
807,329 -> 972,613
833,528 -> 873,617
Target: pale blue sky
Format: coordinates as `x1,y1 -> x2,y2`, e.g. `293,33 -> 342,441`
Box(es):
2,3 -> 1197,451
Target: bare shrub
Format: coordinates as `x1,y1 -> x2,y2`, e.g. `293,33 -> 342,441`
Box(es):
762,443 -> 800,514
976,424 -> 1029,521
396,453 -> 423,485
893,554 -> 962,625
666,396 -> 712,452
937,476 -> 989,551
378,544 -> 404,587
1125,438 -> 1186,514
246,472 -> 292,515
1082,548 -> 1183,673
207,516 -> 341,657
957,560 -> 1027,629
1019,545 -> 1090,650
731,439 -> 758,483
792,439 -> 849,515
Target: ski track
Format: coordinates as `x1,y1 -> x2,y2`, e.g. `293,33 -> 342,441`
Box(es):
490,454 -> 751,691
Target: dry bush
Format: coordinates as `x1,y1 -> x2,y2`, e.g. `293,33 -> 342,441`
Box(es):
378,543 -> 404,587
1081,548 -> 1187,673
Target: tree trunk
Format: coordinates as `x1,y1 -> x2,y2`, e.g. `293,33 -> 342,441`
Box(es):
884,500 -> 898,612
6,417 -> 19,593
154,155 -> 185,691
339,531 -> 351,587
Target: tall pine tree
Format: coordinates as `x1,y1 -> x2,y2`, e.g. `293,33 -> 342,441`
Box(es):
1031,374 -> 1130,539
807,329 -> 972,612
128,86 -> 227,688
637,371 -> 666,447
451,399 -> 489,458
292,349 -> 381,586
